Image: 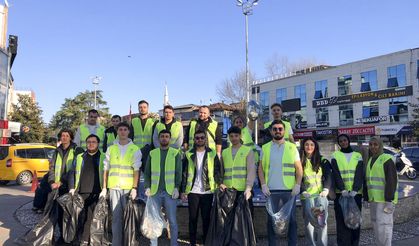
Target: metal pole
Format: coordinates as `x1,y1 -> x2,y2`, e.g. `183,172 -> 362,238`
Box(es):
94,84 -> 97,109
245,13 -> 250,124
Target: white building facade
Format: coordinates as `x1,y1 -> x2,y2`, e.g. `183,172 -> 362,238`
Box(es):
253,48 -> 419,146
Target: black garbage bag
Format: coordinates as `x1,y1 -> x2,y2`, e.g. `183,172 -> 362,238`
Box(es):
123,198 -> 146,246
339,196 -> 362,229
15,189 -> 59,246
303,196 -> 328,228
56,193 -> 84,243
205,188 -> 237,246
228,195 -> 256,246
266,195 -> 296,235
33,174 -> 52,210
90,196 -> 112,246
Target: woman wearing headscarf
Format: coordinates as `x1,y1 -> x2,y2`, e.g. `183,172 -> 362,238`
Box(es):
364,136 -> 398,246
300,137 -> 332,246
330,134 -> 364,245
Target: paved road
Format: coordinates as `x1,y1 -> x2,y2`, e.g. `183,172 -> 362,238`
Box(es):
0,182 -> 34,246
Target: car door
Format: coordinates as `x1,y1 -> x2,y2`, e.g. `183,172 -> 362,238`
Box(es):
410,148 -> 419,169
25,148 -> 50,176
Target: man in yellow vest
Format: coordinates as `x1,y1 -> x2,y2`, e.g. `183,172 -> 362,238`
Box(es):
180,129 -> 222,245
48,128 -> 83,244
68,134 -> 105,245
74,109 -> 105,150
130,100 -> 156,149
183,105 -> 222,155
330,134 -> 364,245
263,103 -> 294,143
103,115 -> 121,152
365,136 -> 398,246
144,129 -> 182,246
220,126 -> 256,208
258,120 -> 303,246
153,105 -> 184,149
102,122 -> 142,246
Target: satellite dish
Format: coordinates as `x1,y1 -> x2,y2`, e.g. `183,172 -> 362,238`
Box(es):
247,100 -> 261,121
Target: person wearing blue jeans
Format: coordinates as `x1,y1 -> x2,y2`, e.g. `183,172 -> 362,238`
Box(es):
258,120 -> 303,246
144,129 -> 183,246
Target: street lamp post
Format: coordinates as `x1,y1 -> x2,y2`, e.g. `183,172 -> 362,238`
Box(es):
91,76 -> 102,109
237,0 -> 259,120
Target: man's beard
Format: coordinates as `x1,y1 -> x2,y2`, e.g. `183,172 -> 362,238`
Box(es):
273,135 -> 284,141
160,142 -> 169,147
195,142 -> 205,148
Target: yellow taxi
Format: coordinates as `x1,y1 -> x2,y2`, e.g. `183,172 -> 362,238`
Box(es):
0,143 -> 56,185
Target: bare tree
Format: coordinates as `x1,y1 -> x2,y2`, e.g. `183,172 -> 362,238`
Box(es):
216,69 -> 256,104
265,53 -> 321,76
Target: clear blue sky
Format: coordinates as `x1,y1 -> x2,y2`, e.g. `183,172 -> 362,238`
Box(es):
7,0 -> 419,123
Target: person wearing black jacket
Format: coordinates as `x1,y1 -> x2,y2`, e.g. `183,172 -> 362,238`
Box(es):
364,136 -> 398,246
330,134 -> 364,246
48,129 -> 83,243
68,134 -> 104,245
300,137 -> 332,246
183,105 -> 223,155
180,129 -> 222,245
102,115 -> 121,152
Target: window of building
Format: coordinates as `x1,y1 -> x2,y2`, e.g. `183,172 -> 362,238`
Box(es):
360,70 -> 378,92
316,107 -> 329,127
339,105 -> 354,126
314,80 -> 328,99
338,75 -> 352,96
389,96 -> 408,122
362,101 -> 379,123
276,88 -> 287,104
294,85 -> 306,107
294,85 -> 307,128
387,64 -> 406,88
260,91 -> 270,122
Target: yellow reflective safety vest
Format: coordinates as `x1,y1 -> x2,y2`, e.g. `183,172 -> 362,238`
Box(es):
302,158 -> 323,198
184,149 -> 216,194
262,141 -> 297,189
333,151 -> 362,193
264,120 -> 291,141
149,147 -> 178,196
366,153 -> 398,204
155,120 -> 183,146
222,145 -> 251,191
79,124 -> 105,150
105,131 -> 117,148
132,117 -> 155,149
107,144 -> 139,189
74,152 -> 105,190
54,148 -> 75,183
188,119 -> 218,150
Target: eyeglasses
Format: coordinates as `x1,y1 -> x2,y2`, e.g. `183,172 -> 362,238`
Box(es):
195,136 -> 205,140
272,127 -> 284,132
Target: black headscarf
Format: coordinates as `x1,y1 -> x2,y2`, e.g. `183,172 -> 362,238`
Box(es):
337,134 -> 353,153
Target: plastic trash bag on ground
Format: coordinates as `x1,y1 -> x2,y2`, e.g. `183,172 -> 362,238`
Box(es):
56,193 -> 84,243
205,188 -> 237,246
303,196 -> 328,228
33,174 -> 52,210
141,197 -> 165,239
15,189 -> 59,246
339,196 -> 362,229
266,195 -> 296,235
228,194 -> 256,246
90,196 -> 112,246
124,198 -> 146,246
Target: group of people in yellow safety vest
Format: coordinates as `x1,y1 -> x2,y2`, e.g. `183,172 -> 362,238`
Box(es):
48,100 -> 398,246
